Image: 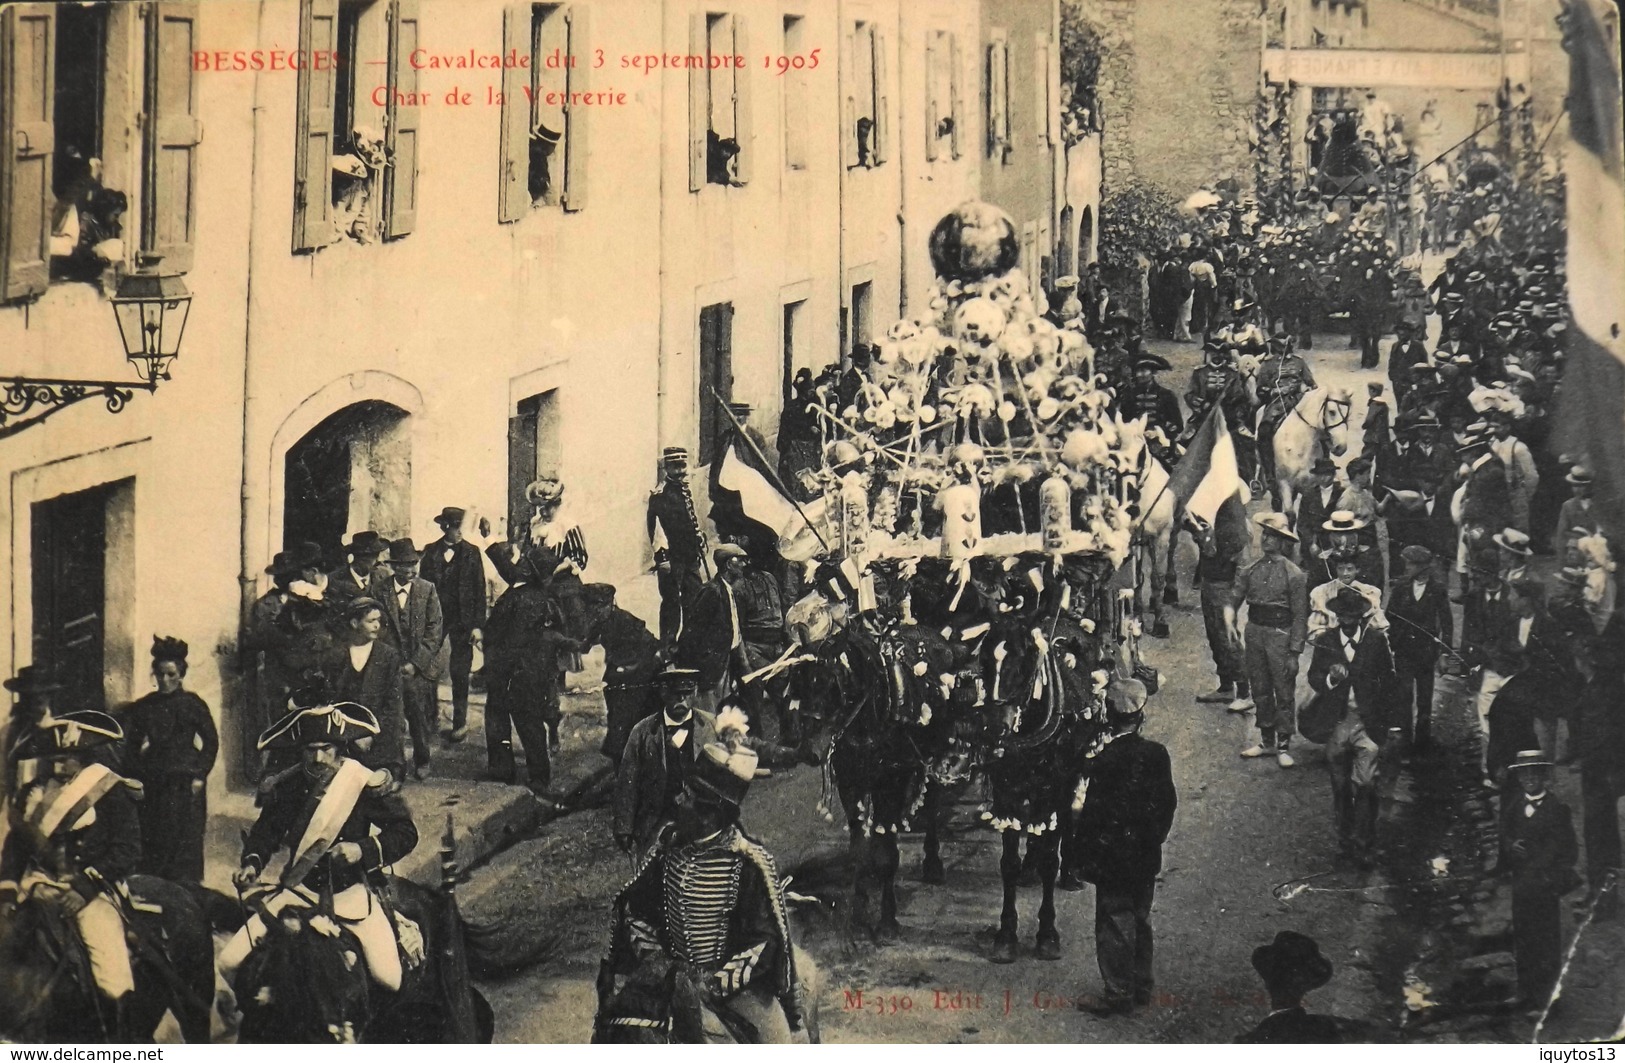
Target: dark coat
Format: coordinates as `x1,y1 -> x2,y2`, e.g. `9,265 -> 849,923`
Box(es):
1498,790 -> 1580,897
242,761 -> 418,894
320,641 -> 407,772
370,574 -> 445,680
1385,574 -> 1453,665
1381,489 -> 1455,559
1295,483 -> 1341,546
614,708 -> 719,849
1460,453 -> 1512,530
588,606 -> 663,689
418,538 -> 488,634
676,580 -> 740,688
1072,732 -> 1177,886
120,689 -> 219,782
1307,624 -> 1398,738
1,772 -> 142,901
325,564 -> 373,606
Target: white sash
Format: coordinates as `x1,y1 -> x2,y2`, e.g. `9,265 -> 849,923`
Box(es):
30,763 -> 118,840
283,758 -> 374,889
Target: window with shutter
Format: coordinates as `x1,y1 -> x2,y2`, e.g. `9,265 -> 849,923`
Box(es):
497,3 -> 530,221
697,301 -> 734,467
782,15 -> 807,171
730,14 -> 751,185
872,29 -> 888,166
0,3 -> 54,301
948,32 -> 963,159
292,0 -> 338,251
561,4 -> 591,208
924,32 -> 940,163
847,21 -> 876,169
687,13 -> 706,191
1033,36 -> 1049,148
143,2 -> 201,273
383,0 -> 419,239
987,32 -> 1009,160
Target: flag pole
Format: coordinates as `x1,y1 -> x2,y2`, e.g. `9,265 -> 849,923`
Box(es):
708,387 -> 834,553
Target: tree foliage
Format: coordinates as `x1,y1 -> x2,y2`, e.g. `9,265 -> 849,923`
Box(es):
1098,180 -> 1184,274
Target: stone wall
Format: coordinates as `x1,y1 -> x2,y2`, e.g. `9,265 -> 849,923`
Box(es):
1071,0 -> 1264,200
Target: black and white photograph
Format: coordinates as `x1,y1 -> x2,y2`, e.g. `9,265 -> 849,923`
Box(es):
0,0 -> 1622,1046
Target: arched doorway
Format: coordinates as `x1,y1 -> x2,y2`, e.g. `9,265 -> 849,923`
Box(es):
1078,206 -> 1095,266
282,400 -> 412,567
1057,205 -> 1075,277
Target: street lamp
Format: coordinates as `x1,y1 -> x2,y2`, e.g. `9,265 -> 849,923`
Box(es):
0,269 -> 192,441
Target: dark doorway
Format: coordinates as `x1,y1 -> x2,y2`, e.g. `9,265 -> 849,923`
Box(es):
32,479 -> 129,712
508,389 -> 563,535
698,301 -> 734,467
283,400 -> 411,567
1079,205 -> 1094,266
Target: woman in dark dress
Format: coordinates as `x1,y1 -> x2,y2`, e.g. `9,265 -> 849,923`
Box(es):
121,636 -> 219,882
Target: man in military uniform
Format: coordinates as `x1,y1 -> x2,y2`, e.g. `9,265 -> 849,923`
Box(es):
648,448 -> 708,648
221,699 -> 418,993
1186,341 -> 1255,481
1226,513 -> 1310,767
1254,338 -> 1318,493
595,737 -> 812,1043
2,710 -> 141,1038
1119,355 -> 1184,466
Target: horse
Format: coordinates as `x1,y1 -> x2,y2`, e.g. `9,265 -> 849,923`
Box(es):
971,553 -> 1114,964
1117,415 -> 1180,639
0,874 -> 215,1043
1271,385 -> 1353,521
233,873 -> 494,1043
788,615 -> 969,945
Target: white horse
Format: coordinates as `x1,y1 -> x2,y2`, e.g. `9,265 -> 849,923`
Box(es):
1272,386 -> 1353,522
1117,416 -> 1179,637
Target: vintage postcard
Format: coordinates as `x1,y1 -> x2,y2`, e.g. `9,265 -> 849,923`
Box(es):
0,0 -> 1622,1047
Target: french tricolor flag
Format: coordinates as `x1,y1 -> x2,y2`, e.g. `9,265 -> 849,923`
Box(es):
1555,0 -> 1625,540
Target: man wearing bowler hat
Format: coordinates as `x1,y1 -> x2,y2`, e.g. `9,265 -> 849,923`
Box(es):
1236,932 -> 1347,1042
1497,750 -> 1580,1011
420,507 -> 488,742
328,531 -> 388,606
1309,586 -> 1400,868
370,539 -> 444,779
1386,545 -> 1452,749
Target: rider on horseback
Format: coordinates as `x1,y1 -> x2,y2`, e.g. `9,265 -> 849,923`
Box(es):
596,737 -> 811,1043
1,710 -> 141,1038
1118,355 -> 1184,468
1253,330 -> 1318,489
221,697 -> 418,993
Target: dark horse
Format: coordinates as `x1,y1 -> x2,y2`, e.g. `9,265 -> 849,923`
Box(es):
972,553 -> 1115,964
233,873 -> 495,1043
790,571 -> 975,944
0,875 -> 215,1043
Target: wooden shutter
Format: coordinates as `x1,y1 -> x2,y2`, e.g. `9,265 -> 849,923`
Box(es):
783,28 -> 806,169
688,13 -> 706,191
840,25 -> 856,168
143,3 -> 202,272
498,2 -> 530,222
731,14 -> 751,184
292,0 -> 338,252
949,31 -> 963,159
0,3 -> 54,301
987,35 -> 1008,158
562,4 -> 591,209
384,0 -> 420,239
1033,35 -> 1049,147
698,304 -> 720,466
924,32 -> 939,162
872,28 -> 889,165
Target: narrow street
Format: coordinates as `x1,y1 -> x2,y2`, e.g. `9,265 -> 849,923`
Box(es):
459,331 -> 1429,1044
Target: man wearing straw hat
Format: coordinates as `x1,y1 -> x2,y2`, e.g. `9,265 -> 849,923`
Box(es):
1226,512 -> 1309,767
1496,750 -> 1580,1012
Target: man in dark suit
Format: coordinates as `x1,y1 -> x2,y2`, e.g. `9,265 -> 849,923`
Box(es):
481,555 -> 579,797
582,584 -> 663,764
1458,434 -> 1512,547
1577,616 -> 1625,921
676,545 -> 748,712
1498,750 -> 1581,1010
1236,932 -> 1346,1043
321,596 -> 406,783
1308,587 -> 1399,867
370,539 -> 444,779
419,507 -> 488,743
1387,320 -> 1428,406
1073,680 -> 1178,1017
1386,545 -> 1452,749
326,531 -> 387,607
1294,458 -> 1340,551
614,667 -> 719,856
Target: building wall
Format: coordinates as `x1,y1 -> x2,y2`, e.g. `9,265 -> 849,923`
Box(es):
981,0 -> 1062,288
0,0 -> 1073,797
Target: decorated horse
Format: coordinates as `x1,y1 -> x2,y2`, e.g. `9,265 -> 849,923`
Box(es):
968,552 -> 1115,964
1271,385 -> 1353,522
1116,415 -> 1180,640
0,873 -> 214,1043
787,560 -> 976,943
232,819 -> 494,1044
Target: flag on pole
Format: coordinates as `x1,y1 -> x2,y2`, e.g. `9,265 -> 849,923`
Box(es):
1165,407 -> 1252,556
1554,0 -> 1625,541
716,444 -> 830,561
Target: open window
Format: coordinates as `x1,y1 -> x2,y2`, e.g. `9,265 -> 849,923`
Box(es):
293,0 -> 417,251
843,20 -> 888,169
986,29 -> 1010,160
924,29 -> 962,162
1,2 -> 198,301
688,11 -> 753,190
498,2 -> 591,220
